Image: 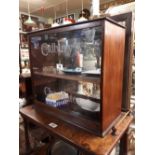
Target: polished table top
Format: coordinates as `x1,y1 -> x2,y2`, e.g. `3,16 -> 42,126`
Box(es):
20,105 -> 133,155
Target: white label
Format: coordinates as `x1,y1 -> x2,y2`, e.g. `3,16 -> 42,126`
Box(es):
56,63 -> 63,71
48,122 -> 58,128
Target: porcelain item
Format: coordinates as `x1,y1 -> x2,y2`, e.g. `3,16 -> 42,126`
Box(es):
75,98 -> 100,112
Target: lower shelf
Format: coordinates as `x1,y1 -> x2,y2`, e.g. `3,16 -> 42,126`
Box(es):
34,100 -> 101,136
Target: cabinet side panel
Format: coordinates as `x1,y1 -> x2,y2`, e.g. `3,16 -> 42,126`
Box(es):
102,21 -> 125,131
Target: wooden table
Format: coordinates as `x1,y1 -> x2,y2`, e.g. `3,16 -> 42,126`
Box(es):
20,105 -> 133,155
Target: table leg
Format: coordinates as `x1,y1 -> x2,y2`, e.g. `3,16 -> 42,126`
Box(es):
23,118 -> 31,154
119,129 -> 128,155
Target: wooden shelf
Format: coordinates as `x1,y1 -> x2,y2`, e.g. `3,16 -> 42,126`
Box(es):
34,71 -> 100,84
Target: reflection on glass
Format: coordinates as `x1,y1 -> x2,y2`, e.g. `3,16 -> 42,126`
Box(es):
31,26 -> 102,122
34,77 -> 100,121
31,26 -> 102,72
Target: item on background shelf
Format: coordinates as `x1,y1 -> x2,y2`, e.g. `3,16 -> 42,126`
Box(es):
62,0 -> 74,25
77,0 -> 90,22
78,9 -> 90,22
39,23 -> 44,30
63,18 -> 74,25
78,8 -> 89,22
52,6 -> 60,27
77,16 -> 88,22
52,22 -> 60,27
32,25 -> 39,31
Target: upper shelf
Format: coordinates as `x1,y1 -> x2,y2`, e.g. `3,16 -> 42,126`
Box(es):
34,71 -> 100,84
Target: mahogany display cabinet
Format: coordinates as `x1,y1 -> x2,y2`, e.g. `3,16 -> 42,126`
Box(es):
28,17 -> 127,137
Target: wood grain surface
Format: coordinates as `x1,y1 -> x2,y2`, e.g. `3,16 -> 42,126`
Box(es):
101,20 -> 125,131
20,105 -> 133,155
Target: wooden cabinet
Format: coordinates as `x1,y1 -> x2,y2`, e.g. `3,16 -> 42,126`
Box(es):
28,17 -> 126,137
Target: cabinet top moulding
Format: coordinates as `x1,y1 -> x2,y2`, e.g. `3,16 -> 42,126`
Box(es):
27,17 -> 125,36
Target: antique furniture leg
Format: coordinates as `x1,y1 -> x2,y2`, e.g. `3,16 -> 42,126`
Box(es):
119,129 -> 128,155
23,118 -> 32,154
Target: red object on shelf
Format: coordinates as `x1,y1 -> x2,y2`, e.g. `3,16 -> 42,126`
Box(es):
64,18 -> 75,24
